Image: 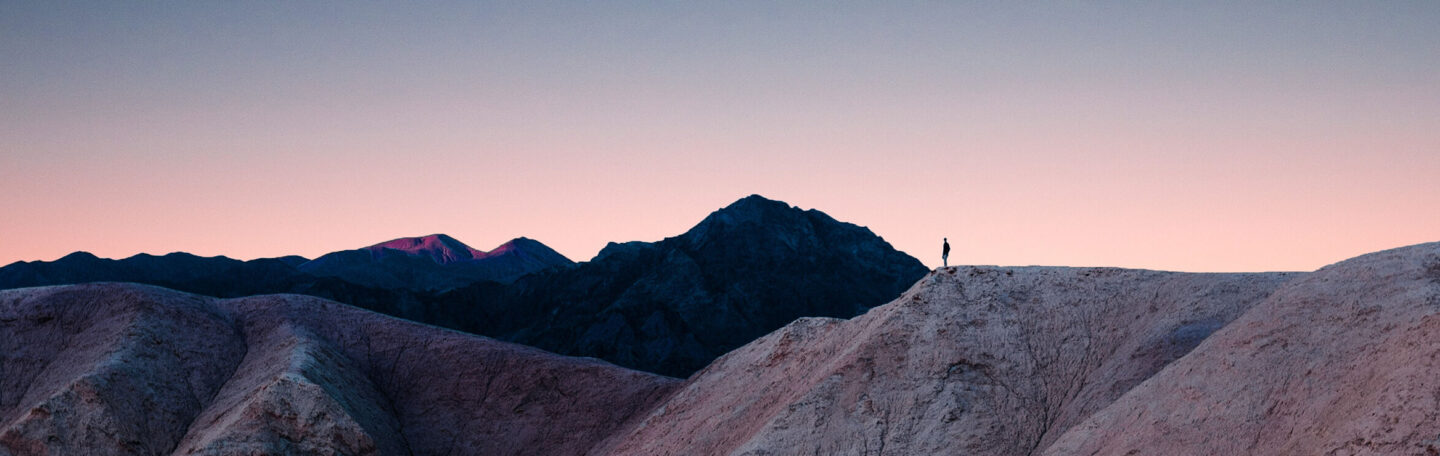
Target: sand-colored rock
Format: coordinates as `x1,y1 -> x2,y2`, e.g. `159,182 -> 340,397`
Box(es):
594,267 -> 1298,455
0,283 -> 679,456
171,317 -> 407,455
0,285 -> 245,456
1044,242 -> 1440,455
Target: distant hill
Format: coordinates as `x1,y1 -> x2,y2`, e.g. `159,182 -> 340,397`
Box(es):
0,251 -> 305,297
0,234 -> 571,299
298,234 -> 573,291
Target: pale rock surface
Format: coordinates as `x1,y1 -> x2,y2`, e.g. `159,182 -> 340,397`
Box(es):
593,266 -> 1298,456
0,285 -> 245,456
1044,242 -> 1440,455
0,283 -> 678,456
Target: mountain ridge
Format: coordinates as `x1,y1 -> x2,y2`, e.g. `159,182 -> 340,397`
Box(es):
0,234 -> 573,296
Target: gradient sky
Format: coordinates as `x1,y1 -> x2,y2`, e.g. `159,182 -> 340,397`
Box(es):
2,1 -> 1437,272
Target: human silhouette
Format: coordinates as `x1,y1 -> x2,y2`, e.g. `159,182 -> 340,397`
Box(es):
942,238 -> 950,268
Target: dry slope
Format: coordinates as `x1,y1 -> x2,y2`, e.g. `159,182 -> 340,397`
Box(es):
593,266 -> 1297,456
0,283 -> 679,456
1044,242 -> 1440,455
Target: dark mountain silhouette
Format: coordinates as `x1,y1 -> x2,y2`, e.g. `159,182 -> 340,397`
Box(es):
298,235 -> 573,291
0,251 -> 305,298
437,195 -> 929,376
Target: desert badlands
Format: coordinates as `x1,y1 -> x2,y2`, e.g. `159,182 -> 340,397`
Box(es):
2,241 -> 1437,455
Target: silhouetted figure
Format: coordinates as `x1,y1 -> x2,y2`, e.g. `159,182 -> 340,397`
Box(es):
942,238 -> 950,268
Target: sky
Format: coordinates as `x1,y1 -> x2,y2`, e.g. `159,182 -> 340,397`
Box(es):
1,1 -> 1437,272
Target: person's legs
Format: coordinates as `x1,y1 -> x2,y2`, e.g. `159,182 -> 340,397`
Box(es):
943,253 -> 948,267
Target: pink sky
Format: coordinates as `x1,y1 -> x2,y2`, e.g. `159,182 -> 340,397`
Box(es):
2,2 -> 1437,272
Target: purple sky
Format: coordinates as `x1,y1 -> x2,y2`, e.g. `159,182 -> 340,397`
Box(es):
2,2 -> 1437,271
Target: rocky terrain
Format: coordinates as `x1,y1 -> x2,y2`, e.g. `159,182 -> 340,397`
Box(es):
594,242 -> 1440,456
593,266 -> 1300,455
1043,242 -> 1440,455
2,242 -> 1438,455
0,283 -> 677,456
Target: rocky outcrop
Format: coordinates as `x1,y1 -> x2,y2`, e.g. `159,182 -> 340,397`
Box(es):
0,283 -> 678,456
0,285 -> 245,455
1043,242 -> 1440,455
592,267 -> 1299,455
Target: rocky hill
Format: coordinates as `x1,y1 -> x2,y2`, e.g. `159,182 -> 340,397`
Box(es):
593,242 -> 1440,456
1043,242 -> 1440,455
0,283 -> 677,455
592,266 -> 1300,455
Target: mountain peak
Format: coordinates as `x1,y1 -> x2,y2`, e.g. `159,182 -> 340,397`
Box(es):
488,236 -> 537,254
359,234 -> 573,267
721,194 -> 792,214
682,195 -> 813,247
703,194 -> 802,226
56,251 -> 101,262
296,235 -> 572,291
364,234 -> 484,264
484,237 -> 574,265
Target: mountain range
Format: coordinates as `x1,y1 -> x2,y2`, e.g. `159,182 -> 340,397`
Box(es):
0,234 -> 571,295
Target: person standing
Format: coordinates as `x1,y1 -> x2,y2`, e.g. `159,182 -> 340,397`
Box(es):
942,238 -> 950,268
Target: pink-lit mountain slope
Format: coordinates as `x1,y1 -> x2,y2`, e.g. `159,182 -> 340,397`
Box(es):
363,233 -> 514,264
0,283 -> 676,455
298,234 -> 572,291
